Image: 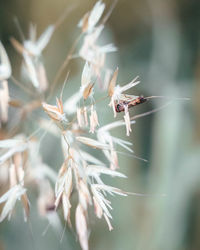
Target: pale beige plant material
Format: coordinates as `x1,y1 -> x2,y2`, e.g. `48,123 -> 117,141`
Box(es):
0,136 -> 30,222
42,98 -> 69,130
0,185 -> 27,222
0,1 -> 152,250
22,53 -> 49,92
0,139 -> 29,221
78,0 -> 105,33
79,25 -> 117,83
81,61 -> 94,100
0,81 -> 9,124
89,105 -> 99,133
11,24 -> 55,57
76,204 -> 89,250
78,1 -> 117,85
0,42 -> 11,125
0,42 -> 12,81
0,136 -> 28,165
11,24 -> 53,93
108,68 -> 140,135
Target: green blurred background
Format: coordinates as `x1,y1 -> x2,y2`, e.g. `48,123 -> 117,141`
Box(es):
0,0 -> 200,249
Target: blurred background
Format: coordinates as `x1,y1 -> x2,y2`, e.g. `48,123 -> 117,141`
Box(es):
0,0 -> 200,249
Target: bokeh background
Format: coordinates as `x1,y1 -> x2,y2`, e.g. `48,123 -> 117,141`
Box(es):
0,0 -> 200,249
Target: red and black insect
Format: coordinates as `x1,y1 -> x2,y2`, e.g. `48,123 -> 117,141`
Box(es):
115,96 -> 147,113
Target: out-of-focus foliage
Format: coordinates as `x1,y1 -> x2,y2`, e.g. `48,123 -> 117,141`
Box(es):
0,0 -> 200,249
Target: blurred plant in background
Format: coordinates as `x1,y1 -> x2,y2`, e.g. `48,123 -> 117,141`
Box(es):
0,0 -> 199,250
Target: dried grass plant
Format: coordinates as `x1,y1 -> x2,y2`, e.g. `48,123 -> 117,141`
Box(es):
0,1 -> 188,249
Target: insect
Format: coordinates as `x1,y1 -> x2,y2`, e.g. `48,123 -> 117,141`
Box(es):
115,95 -> 147,113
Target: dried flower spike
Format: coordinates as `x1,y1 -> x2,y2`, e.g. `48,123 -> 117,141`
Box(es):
42,98 -> 69,130
108,68 -> 146,135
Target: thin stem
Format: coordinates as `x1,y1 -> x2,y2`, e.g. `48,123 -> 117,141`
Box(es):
47,33 -> 83,101
63,133 -> 71,156
92,95 -> 109,106
130,101 -> 173,121
54,3 -> 77,30
60,222 -> 67,243
60,71 -> 70,100
13,17 -> 25,41
11,76 -> 36,97
8,100 -> 42,137
42,223 -> 51,237
26,126 -> 43,141
115,150 -> 148,162
102,0 -> 118,25
145,95 -> 190,101
126,192 -> 166,197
